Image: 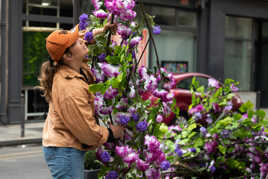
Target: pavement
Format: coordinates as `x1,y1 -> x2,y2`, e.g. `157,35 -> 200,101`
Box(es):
0,122 -> 43,147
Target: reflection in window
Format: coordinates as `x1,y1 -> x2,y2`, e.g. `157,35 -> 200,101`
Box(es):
152,6 -> 176,26
177,78 -> 192,90
224,16 -> 253,91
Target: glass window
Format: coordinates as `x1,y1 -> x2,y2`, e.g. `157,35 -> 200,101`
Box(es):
225,16 -> 252,39
151,29 -> 196,72
177,78 -> 192,90
151,6 -> 176,26
262,22 -> 268,38
224,16 -> 253,91
23,31 -> 50,87
176,10 -> 197,28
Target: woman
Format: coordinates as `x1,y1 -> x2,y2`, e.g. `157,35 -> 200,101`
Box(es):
38,24 -> 124,179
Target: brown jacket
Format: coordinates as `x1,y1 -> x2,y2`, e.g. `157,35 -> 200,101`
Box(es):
42,63 -> 109,151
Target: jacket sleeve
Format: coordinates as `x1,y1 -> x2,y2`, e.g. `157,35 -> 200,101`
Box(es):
56,95 -> 109,147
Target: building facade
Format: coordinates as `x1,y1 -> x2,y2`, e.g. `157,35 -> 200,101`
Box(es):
1,0 -> 268,124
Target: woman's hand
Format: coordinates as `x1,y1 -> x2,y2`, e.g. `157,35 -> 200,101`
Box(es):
109,124 -> 124,140
103,22 -> 117,34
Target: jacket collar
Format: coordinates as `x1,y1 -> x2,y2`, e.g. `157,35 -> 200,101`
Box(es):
58,63 -> 92,81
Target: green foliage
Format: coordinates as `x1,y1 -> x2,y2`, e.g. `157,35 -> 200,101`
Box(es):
23,31 -> 49,86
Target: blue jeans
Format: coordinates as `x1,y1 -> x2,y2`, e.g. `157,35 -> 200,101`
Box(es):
43,147 -> 86,179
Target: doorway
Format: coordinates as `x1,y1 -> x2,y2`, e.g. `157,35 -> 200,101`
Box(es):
255,20 -> 268,108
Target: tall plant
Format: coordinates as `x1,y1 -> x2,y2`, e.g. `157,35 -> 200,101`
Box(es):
80,0 -> 268,178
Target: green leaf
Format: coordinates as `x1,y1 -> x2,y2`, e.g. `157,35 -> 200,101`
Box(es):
218,145 -> 226,155
106,55 -> 121,65
89,83 -> 107,94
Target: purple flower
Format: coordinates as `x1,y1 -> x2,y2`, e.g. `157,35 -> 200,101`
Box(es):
99,106 -> 113,115
209,165 -> 216,173
131,113 -> 139,122
130,36 -> 142,48
99,62 -> 120,78
145,167 -> 161,179
93,9 -> 108,19
152,89 -> 168,101
144,135 -> 160,152
200,127 -> 207,135
138,66 -> 149,80
119,114 -> 130,125
208,78 -> 220,89
189,148 -> 196,153
175,146 -> 184,157
136,121 -> 148,132
120,9 -> 136,21
212,103 -> 221,113
136,159 -> 150,171
79,13 -> 88,22
92,0 -> 103,10
104,86 -> 118,99
84,31 -> 93,43
205,141 -> 218,154
98,53 -> 106,61
123,152 -> 139,164
79,21 -> 88,30
117,24 -> 132,40
100,151 -> 110,163
160,160 -> 170,171
145,75 -> 158,92
105,170 -> 118,179
115,145 -> 133,158
231,84 -> 239,92
189,104 -> 204,114
153,26 -> 161,35
224,102 -> 233,112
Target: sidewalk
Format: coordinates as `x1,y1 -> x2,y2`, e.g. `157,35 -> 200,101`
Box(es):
0,122 -> 43,147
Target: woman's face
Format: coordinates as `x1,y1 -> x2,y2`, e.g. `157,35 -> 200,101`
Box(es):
69,38 -> 88,61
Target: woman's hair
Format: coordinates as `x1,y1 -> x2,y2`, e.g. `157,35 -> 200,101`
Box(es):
37,57 -> 62,102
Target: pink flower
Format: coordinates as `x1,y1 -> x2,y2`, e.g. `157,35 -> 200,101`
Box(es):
189,104 -> 204,115
123,152 -> 139,164
208,78 -> 220,89
138,66 -> 149,80
104,86 -> 118,99
231,84 -> 239,92
115,145 -> 133,158
117,24 -> 132,39
136,159 -> 149,171
145,168 -> 161,179
99,62 -> 120,78
204,141 -> 218,154
92,0 -> 103,10
144,135 -> 160,152
93,9 -> 108,19
156,114 -> 163,123
130,36 -> 142,48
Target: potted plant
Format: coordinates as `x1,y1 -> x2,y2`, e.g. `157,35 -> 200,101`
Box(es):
84,150 -> 101,179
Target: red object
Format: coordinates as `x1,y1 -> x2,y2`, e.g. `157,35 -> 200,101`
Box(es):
142,72 -> 243,125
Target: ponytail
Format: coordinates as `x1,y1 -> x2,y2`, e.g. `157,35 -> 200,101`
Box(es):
37,57 -> 62,102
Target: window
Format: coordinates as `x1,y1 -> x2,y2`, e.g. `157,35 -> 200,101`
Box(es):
224,16 -> 253,91
22,0 -> 73,120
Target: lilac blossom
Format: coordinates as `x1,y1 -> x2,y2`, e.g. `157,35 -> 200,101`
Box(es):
129,86 -> 135,98
79,13 -> 88,30
208,78 -> 220,89
189,148 -> 196,153
99,62 -> 120,78
153,26 -> 161,35
128,106 -> 137,113
136,121 -> 148,132
105,170 -> 118,179
84,31 -> 93,43
93,9 -> 108,19
136,159 -> 150,171
212,103 -> 221,113
79,13 -> 88,22
224,102 -> 233,112
105,0 -> 122,15
120,9 -> 136,21
99,106 -> 113,115
152,89 -> 168,101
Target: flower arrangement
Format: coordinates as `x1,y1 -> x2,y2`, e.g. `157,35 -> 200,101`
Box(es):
80,0 -> 268,178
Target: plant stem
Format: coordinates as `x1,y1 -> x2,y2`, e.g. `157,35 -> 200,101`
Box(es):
139,0 -> 161,71
106,15 -> 115,55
